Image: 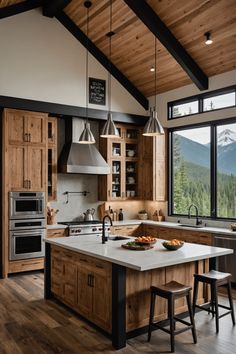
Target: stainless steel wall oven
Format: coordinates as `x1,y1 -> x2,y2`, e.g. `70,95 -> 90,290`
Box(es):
9,192 -> 46,261
9,192 -> 45,219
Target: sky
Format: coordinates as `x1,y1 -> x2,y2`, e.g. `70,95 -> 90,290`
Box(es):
176,123 -> 236,144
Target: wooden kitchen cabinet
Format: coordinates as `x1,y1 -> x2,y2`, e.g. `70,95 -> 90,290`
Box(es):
143,224 -> 213,246
47,228 -> 68,238
51,246 -> 112,333
139,131 -> 167,201
4,108 -> 47,192
47,117 -> 57,201
5,108 -> 46,146
98,124 -> 141,201
110,224 -> 143,237
51,247 -> 77,307
7,143 -> 46,191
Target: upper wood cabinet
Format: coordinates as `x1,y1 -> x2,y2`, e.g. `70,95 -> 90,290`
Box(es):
3,108 -> 47,192
98,124 -> 142,201
5,109 -> 46,146
139,131 -> 167,201
47,117 -> 57,201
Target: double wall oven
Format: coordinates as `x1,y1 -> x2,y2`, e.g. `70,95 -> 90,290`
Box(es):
9,192 -> 46,260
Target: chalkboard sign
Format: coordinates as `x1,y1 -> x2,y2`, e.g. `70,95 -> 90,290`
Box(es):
89,78 -> 106,105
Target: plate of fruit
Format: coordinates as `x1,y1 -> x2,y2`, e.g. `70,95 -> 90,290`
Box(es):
134,236 -> 157,245
162,239 -> 184,250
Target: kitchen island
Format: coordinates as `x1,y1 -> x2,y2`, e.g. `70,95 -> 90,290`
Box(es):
44,235 -> 233,349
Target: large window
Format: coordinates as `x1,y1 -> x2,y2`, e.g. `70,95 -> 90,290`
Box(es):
170,120 -> 236,219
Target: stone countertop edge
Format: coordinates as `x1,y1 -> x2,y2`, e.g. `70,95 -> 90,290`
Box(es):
47,220 -> 236,236
113,220 -> 236,236
44,236 -> 233,272
47,224 -> 67,229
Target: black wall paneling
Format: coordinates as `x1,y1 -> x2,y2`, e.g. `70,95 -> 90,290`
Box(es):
0,95 -> 147,125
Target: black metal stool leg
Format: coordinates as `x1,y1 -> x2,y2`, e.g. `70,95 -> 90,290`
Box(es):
148,291 -> 156,342
186,293 -> 197,344
169,296 -> 175,353
192,278 -> 199,316
213,283 -> 219,333
227,280 -> 235,325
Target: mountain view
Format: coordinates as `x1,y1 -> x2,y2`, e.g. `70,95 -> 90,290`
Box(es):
173,128 -> 236,218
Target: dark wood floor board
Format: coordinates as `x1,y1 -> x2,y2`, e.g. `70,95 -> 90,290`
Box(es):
0,272 -> 235,354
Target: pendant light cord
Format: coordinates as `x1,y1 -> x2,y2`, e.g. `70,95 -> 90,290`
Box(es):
108,0 -> 112,114
154,36 -> 157,111
85,4 -> 90,123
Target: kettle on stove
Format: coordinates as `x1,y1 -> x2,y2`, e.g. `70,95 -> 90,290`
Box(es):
83,208 -> 95,221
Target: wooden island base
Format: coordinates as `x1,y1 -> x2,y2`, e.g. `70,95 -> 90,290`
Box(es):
45,244 -> 209,349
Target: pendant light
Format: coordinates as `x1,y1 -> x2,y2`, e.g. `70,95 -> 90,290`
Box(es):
79,1 -> 96,144
100,0 -> 119,138
143,37 -> 164,136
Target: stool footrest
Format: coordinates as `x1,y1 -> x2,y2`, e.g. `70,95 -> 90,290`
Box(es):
219,311 -> 233,319
174,317 -> 193,327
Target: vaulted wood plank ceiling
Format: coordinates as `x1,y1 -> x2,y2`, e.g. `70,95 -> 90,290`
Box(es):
1,0 -> 236,101
64,0 -> 236,97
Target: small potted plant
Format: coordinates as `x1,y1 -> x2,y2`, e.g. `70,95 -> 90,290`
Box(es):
138,209 -> 148,220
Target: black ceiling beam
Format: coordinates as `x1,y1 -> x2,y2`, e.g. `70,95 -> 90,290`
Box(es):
0,95 -> 147,125
124,0 -> 208,91
43,0 -> 72,18
0,0 -> 43,20
56,12 -> 149,110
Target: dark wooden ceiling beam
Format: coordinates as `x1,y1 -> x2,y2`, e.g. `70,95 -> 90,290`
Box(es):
43,0 -> 72,18
124,0 -> 208,91
56,12 -> 149,110
0,0 -> 43,19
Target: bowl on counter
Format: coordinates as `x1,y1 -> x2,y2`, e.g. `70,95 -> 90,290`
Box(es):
162,240 -> 184,251
231,224 -> 236,231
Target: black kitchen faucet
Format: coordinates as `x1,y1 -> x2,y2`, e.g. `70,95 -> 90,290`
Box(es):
102,215 -> 113,244
188,204 -> 202,226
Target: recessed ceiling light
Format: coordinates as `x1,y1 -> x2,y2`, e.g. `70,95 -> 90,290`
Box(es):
204,32 -> 213,45
150,66 -> 155,72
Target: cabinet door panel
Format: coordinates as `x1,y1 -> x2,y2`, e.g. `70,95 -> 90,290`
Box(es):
77,267 -> 93,317
93,272 -> 111,332
7,145 -> 28,190
27,146 -> 46,191
27,114 -> 46,145
5,110 -> 26,145
63,263 -> 77,306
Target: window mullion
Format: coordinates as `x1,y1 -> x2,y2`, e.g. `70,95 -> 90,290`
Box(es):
211,126 -> 217,218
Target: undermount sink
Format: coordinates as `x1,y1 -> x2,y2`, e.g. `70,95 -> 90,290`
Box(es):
178,224 -> 204,229
109,236 -> 131,241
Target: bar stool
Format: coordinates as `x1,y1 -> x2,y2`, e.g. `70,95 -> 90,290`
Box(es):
192,270 -> 235,333
148,281 -> 197,353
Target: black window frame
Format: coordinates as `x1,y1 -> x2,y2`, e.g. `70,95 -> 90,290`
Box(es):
168,116 -> 236,221
168,85 -> 236,120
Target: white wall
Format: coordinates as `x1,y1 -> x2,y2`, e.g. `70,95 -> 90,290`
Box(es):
0,9 -> 147,116
149,70 -> 236,128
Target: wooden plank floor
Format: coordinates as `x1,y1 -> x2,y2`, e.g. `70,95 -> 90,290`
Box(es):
0,271 -> 235,354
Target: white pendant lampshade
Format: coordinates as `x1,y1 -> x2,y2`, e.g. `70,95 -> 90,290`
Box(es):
79,121 -> 96,144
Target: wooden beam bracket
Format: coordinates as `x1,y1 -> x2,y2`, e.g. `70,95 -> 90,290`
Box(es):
43,0 -> 72,18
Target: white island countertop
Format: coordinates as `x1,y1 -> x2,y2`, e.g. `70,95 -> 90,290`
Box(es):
45,235 -> 233,271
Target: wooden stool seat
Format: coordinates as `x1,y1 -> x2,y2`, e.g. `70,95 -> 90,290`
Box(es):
148,281 -> 197,353
151,280 -> 192,296
193,270 -> 235,333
